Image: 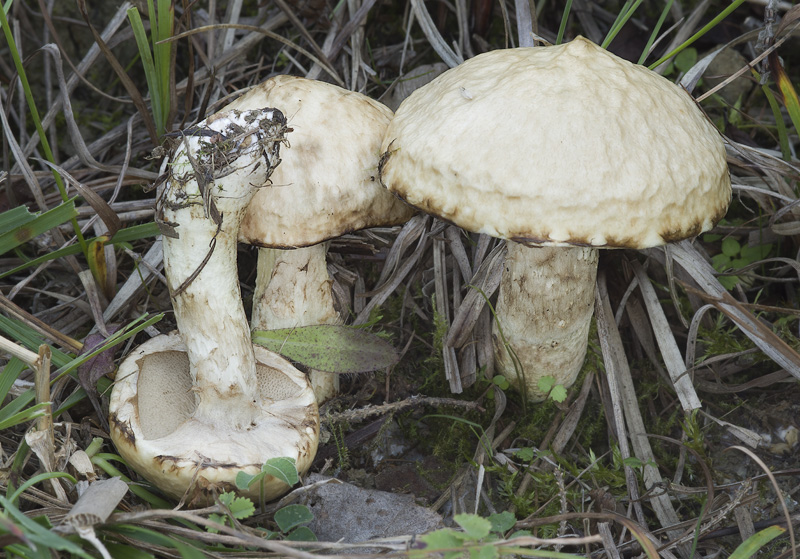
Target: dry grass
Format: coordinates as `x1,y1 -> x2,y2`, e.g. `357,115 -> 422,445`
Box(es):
1,0 -> 800,557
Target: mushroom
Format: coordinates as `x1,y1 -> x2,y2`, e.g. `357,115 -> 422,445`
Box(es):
109,107 -> 319,503
379,37 -> 730,401
224,76 -> 414,403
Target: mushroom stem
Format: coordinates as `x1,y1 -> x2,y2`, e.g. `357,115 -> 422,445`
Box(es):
493,242 -> 598,401
160,108 -> 286,428
251,244 -> 340,402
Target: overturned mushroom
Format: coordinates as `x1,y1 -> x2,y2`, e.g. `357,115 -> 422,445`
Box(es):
227,76 -> 414,403
380,37 -> 730,400
109,108 -> 319,503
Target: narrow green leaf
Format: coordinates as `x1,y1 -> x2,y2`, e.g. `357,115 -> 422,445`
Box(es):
0,222 -> 160,280
253,325 -> 399,373
0,497 -> 92,558
274,504 -> 314,533
128,6 -> 162,135
173,539 -> 206,559
0,205 -> 37,235
637,0 -> 673,65
729,525 -> 785,559
0,358 -> 25,403
555,0 -> 573,45
601,0 -> 643,49
0,401 -> 49,431
104,543 -> 157,559
648,0 -> 748,70
774,56 -> 800,138
0,200 -> 77,256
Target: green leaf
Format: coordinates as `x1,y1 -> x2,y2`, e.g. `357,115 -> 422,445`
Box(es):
471,544 -> 498,559
172,540 -> 206,559
514,447 -> 534,462
537,375 -> 556,393
718,275 -> 740,290
419,528 -> 467,550
740,243 -> 772,262
104,543 -> 157,559
274,504 -> 314,533
488,511 -> 516,533
492,375 -> 509,390
206,513 -> 226,533
721,237 -> 741,257
235,470 -> 260,490
454,514 -> 492,540
286,526 -> 318,541
623,456 -> 644,468
253,325 -> 399,373
711,253 -> 731,271
674,48 -> 697,72
0,201 -> 78,256
262,456 -> 299,486
729,525 -> 785,559
0,498 -> 93,558
0,401 -> 49,431
549,384 -> 567,403
227,495 -> 255,520
0,222 -> 160,280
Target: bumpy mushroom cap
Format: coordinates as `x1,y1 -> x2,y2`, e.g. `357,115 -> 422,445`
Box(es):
235,75 -> 414,248
380,36 -> 730,250
224,76 -> 414,403
110,332 -> 319,501
380,37 -> 731,400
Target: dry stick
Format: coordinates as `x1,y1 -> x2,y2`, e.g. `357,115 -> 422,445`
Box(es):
595,273 -> 683,559
667,241 -> 800,379
2,337 -> 61,499
19,1 -> 132,168
329,0 -> 380,61
631,260 -> 702,411
274,0 -> 340,73
433,236 -> 460,393
409,0 -> 462,68
102,240 -> 164,325
515,0 -> 535,47
0,292 -> 83,352
323,395 -> 482,425
432,387 -> 507,512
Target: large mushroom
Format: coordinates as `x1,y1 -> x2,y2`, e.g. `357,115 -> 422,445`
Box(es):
379,37 -> 730,401
225,76 -> 414,403
109,107 -> 319,503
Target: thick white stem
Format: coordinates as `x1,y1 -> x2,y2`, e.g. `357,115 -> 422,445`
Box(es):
160,108 -> 284,428
252,245 -> 340,402
493,242 -> 598,401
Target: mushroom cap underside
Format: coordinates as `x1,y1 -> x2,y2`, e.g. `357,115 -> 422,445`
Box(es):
109,332 -> 319,503
228,75 -> 414,248
380,36 -> 731,249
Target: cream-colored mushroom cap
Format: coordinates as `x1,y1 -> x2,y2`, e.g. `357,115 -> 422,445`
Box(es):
110,332 -> 319,503
380,36 -> 730,248
231,75 -> 414,248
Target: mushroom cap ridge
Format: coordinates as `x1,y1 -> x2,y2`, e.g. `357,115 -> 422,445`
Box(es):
380,36 -> 731,249
233,75 -> 414,249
